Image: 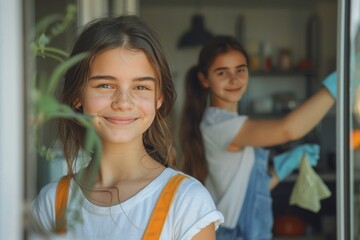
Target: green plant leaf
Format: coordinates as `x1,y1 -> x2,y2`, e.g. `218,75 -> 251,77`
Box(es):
42,47 -> 69,58
37,33 -> 50,55
32,13 -> 63,40
49,3 -> 77,39
31,4 -> 102,229
47,52 -> 88,95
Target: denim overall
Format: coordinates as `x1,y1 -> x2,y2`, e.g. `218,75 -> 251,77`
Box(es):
216,148 -> 273,240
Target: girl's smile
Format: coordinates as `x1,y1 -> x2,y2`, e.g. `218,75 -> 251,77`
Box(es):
102,115 -> 139,126
225,87 -> 242,92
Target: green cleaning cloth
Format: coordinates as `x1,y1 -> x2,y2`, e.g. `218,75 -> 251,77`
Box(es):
289,155 -> 331,212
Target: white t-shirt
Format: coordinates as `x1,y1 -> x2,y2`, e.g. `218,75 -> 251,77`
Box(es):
31,168 -> 224,240
200,107 -> 255,228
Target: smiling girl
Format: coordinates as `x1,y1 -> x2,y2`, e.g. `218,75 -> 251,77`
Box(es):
180,35 -> 336,239
30,15 -> 223,240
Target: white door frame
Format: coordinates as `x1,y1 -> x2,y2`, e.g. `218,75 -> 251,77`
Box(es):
0,0 -> 25,239
77,0 -> 139,28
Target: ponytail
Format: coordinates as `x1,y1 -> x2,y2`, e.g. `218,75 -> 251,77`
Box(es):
179,65 -> 208,183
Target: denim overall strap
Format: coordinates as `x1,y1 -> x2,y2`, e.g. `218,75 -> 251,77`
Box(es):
238,148 -> 273,240
142,174 -> 188,240
55,174 -> 72,234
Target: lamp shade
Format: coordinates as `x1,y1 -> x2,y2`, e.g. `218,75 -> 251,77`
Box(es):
177,14 -> 213,48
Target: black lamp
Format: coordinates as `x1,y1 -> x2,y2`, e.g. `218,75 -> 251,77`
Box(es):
177,14 -> 213,48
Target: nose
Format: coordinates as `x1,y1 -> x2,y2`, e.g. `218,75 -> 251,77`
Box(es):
229,73 -> 239,84
111,88 -> 135,110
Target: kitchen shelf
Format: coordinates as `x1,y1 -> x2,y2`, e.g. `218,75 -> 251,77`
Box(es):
250,69 -> 314,77
141,0 -> 336,8
283,171 -> 336,182
283,170 -> 360,183
274,235 -> 326,240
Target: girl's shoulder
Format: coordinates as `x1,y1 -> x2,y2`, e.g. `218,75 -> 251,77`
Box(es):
30,177 -> 64,232
202,107 -> 247,126
165,168 -> 224,238
166,168 -> 204,190
163,168 -> 214,204
35,177 -> 63,204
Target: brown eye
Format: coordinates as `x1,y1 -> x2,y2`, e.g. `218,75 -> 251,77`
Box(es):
237,67 -> 248,74
136,85 -> 149,90
97,84 -> 112,89
217,71 -> 225,76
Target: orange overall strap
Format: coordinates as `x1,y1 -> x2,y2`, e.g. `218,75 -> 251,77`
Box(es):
55,175 -> 72,234
142,173 -> 188,240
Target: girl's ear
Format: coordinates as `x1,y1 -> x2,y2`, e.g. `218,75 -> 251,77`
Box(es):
74,99 -> 82,111
198,72 -> 209,88
156,96 -> 163,110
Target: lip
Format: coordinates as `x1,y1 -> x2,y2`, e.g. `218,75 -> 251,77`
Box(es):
225,87 -> 242,92
103,116 -> 138,126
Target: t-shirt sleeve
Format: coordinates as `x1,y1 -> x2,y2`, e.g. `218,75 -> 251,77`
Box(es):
30,181 -> 58,233
171,177 -> 224,240
201,116 -> 248,150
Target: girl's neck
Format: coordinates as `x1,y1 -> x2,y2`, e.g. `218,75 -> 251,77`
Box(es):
210,101 -> 238,112
79,152 -> 165,206
87,140 -> 165,188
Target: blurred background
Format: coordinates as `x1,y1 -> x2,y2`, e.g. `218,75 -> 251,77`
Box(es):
1,0 -> 359,239
139,1 -> 338,239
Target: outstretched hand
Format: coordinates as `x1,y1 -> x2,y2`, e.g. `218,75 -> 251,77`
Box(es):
322,71 -> 337,99
273,144 -> 320,181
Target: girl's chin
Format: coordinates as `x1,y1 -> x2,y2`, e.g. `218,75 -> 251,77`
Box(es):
100,135 -> 135,145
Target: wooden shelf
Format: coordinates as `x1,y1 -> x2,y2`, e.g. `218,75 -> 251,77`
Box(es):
274,235 -> 326,240
283,171 -> 336,182
250,69 -> 314,77
141,0 -> 335,8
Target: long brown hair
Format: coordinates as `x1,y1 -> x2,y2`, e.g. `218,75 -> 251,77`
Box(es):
58,15 -> 176,176
180,35 -> 249,183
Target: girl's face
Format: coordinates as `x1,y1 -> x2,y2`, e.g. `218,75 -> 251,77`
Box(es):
77,47 -> 162,146
200,49 -> 249,111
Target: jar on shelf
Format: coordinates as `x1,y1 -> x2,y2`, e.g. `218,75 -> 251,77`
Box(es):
247,42 -> 261,71
277,48 -> 293,71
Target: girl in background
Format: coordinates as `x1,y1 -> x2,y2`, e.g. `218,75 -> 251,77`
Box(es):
180,35 -> 336,239
31,15 -> 223,239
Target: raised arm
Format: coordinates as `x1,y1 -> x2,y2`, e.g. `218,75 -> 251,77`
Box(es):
228,72 -> 336,150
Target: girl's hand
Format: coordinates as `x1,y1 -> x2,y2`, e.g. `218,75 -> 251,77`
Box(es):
273,144 -> 320,181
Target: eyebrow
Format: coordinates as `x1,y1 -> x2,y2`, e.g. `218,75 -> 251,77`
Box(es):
88,75 -> 116,81
213,64 -> 247,72
88,75 -> 156,82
